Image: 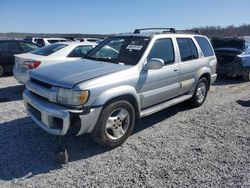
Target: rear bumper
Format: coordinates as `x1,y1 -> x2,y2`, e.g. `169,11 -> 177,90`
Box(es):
13,67 -> 29,84
23,90 -> 102,136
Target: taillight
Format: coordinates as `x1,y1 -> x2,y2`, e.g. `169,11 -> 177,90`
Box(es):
25,61 -> 41,69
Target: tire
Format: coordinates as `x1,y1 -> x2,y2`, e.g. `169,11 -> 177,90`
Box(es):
91,100 -> 136,148
0,65 -> 4,77
189,77 -> 208,107
242,72 -> 250,81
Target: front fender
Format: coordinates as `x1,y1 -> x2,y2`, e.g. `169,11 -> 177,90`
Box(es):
92,85 -> 141,111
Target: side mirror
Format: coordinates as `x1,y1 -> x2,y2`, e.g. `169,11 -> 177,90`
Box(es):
144,58 -> 164,70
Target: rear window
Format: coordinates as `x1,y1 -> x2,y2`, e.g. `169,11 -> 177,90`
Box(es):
195,36 -> 214,57
21,42 -> 40,51
31,43 -> 67,56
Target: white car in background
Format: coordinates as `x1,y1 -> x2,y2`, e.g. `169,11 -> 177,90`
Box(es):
24,37 -> 72,46
13,41 -> 97,84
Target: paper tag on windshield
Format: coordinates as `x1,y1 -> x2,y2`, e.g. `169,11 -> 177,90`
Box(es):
126,45 -> 143,50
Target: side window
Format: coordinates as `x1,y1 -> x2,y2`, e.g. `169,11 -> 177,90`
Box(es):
0,41 -> 19,52
147,38 -> 175,65
35,39 -> 45,46
194,36 -> 214,57
68,45 -> 94,57
177,38 -> 198,61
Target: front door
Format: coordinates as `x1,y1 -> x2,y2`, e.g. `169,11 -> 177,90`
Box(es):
139,38 -> 181,109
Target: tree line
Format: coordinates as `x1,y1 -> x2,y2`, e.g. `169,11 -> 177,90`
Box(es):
0,24 -> 249,40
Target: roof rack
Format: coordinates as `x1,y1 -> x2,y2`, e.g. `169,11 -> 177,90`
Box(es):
175,30 -> 201,35
133,28 -> 176,34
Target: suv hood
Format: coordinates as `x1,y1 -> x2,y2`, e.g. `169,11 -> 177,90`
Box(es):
30,59 -> 128,88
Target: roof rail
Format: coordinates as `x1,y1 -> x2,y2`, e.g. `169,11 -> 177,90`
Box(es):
175,30 -> 201,35
133,28 -> 176,34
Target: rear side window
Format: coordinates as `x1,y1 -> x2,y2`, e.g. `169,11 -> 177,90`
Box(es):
68,45 -> 93,57
31,43 -> 67,56
35,39 -> 45,46
177,38 -> 198,61
0,41 -> 19,52
195,36 -> 214,57
147,38 -> 175,65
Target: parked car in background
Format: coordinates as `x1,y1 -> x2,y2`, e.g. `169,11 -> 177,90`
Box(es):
23,28 -> 217,148
0,40 -> 40,77
14,41 -> 97,84
24,37 -> 71,47
212,37 -> 250,81
75,38 -> 102,43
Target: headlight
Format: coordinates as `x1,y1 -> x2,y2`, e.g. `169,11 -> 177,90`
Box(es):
57,88 -> 89,106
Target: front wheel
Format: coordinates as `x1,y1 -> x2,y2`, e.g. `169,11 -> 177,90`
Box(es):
91,100 -> 135,148
189,78 -> 208,107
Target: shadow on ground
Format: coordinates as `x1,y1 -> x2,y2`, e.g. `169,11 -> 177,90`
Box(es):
237,100 -> 250,107
213,74 -> 246,86
0,101 -> 192,181
0,85 -> 25,102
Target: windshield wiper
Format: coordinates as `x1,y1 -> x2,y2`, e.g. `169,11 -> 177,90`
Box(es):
84,56 -> 121,64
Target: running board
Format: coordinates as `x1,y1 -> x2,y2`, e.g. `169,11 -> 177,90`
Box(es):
140,94 -> 192,117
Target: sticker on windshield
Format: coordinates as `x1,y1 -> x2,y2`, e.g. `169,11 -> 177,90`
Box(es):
126,45 -> 143,50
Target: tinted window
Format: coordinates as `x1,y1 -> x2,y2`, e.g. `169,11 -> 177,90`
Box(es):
177,38 -> 198,61
47,40 -> 60,44
35,39 -> 45,46
195,36 -> 214,57
68,45 -> 93,57
31,43 -> 67,56
147,38 -> 174,65
21,42 -> 40,51
86,37 -> 150,65
0,41 -> 19,52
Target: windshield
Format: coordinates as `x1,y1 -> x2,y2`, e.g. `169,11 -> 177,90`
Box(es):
85,36 -> 150,65
31,43 -> 67,56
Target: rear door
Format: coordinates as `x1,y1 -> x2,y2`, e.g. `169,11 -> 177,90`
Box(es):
140,37 -> 181,108
0,41 -> 22,73
176,37 -> 201,95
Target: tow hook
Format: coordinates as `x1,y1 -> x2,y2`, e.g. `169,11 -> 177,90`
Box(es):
54,136 -> 68,164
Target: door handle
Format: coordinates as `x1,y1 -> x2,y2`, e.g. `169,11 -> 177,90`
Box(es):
174,67 -> 180,71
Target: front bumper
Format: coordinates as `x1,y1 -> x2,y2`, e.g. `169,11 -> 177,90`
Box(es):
13,67 -> 30,84
23,90 -> 102,136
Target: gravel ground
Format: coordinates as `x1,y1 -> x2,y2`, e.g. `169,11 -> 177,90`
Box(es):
0,75 -> 249,188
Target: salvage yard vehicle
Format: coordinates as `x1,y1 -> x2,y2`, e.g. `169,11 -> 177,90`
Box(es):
0,40 -> 40,77
24,37 -> 71,47
212,37 -> 250,81
23,28 -> 217,149
14,41 -> 97,84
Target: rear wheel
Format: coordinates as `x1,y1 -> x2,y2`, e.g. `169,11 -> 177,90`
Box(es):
91,100 -> 135,148
242,72 -> 250,81
189,77 -> 208,107
0,65 -> 4,77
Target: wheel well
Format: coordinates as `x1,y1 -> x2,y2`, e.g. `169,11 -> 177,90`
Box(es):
103,94 -> 140,120
200,73 -> 211,90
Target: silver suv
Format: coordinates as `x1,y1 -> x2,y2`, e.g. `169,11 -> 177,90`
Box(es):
23,28 -> 217,148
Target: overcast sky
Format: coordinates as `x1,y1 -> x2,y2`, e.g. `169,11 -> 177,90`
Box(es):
0,0 -> 250,34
